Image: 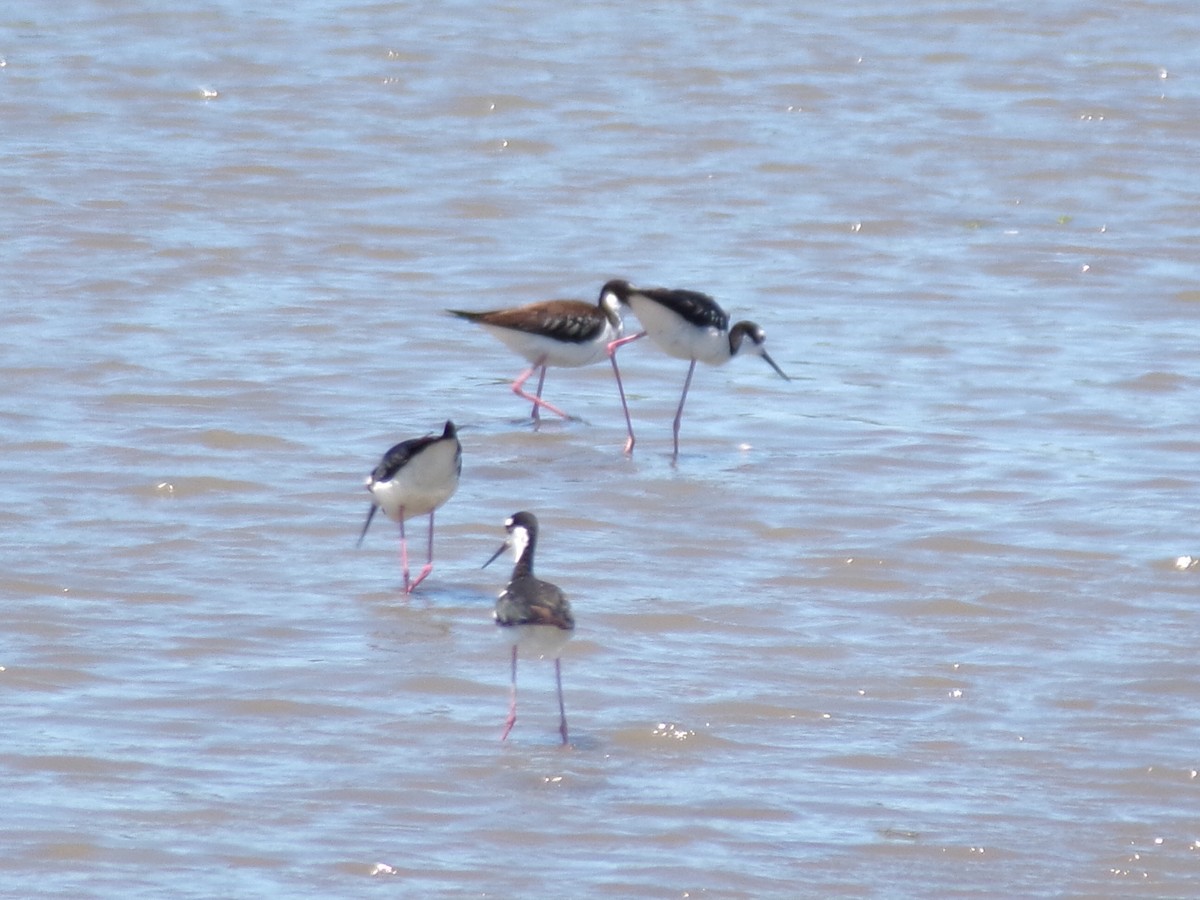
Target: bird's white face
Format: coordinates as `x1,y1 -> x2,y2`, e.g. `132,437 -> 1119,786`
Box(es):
506,521 -> 531,563
600,289 -> 622,317
599,289 -> 625,335
730,322 -> 790,380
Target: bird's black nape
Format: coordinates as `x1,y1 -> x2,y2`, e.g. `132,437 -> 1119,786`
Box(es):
599,279 -> 632,304
730,321 -> 790,381
505,510 -> 539,535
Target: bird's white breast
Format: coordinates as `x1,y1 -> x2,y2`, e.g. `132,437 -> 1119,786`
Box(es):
478,320 -> 619,368
628,295 -> 730,365
370,440 -> 460,521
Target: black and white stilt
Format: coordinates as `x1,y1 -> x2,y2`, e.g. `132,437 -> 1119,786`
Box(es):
358,420 -> 462,594
448,286 -> 625,424
484,511 -> 574,745
603,279 -> 790,457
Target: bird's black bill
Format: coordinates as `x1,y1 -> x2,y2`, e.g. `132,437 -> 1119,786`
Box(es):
483,540 -> 508,569
761,349 -> 790,381
356,504 -> 378,548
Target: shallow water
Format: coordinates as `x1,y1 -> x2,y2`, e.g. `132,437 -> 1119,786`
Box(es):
3,1 -> 1200,896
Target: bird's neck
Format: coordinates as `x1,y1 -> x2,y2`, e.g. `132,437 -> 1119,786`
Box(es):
727,324 -> 748,357
511,549 -> 536,579
507,525 -> 534,576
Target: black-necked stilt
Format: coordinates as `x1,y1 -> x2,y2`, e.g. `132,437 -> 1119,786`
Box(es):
448,285 -> 625,424
603,279 -> 790,457
358,420 -> 462,594
483,511 -> 574,745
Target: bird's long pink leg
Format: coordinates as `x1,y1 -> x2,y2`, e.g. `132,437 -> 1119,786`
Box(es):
671,360 -> 698,460
512,359 -> 572,421
397,508 -> 411,593
606,331 -> 645,356
555,658 -> 569,746
501,645 -> 518,741
607,331 -> 645,454
407,509 -> 436,593
531,365 -> 548,422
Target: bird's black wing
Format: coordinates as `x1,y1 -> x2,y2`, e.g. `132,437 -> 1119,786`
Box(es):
495,577 -> 575,630
454,300 -> 604,344
638,287 -> 729,331
371,432 -> 440,482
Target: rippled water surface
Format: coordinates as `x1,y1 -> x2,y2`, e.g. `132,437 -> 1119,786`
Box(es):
3,1 -> 1200,896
